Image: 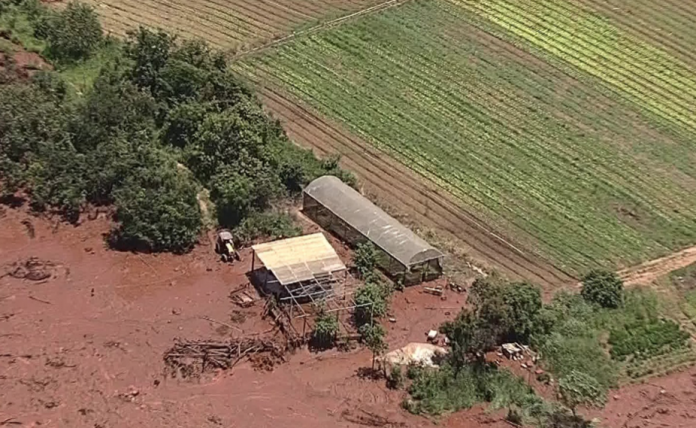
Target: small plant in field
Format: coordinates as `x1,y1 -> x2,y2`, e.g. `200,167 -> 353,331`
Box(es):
581,270 -> 624,309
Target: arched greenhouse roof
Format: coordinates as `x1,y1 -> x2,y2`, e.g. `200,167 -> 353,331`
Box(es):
304,176 -> 443,268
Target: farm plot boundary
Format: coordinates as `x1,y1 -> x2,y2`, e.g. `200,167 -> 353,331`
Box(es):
82,0 -> 393,53
235,0 -> 696,275
259,84 -> 575,288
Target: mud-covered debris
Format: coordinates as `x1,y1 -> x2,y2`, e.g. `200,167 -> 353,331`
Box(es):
163,337 -> 286,379
340,409 -> 406,427
4,257 -> 56,281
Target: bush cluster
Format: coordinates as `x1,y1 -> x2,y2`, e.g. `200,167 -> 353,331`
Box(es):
609,318 -> 690,361
1,2 -> 353,252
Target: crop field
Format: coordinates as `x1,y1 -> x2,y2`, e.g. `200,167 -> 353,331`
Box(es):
234,0 -> 696,275
82,0 -> 384,51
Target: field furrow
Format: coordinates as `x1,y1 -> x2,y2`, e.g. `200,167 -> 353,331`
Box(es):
84,0 -> 385,51
236,0 -> 696,274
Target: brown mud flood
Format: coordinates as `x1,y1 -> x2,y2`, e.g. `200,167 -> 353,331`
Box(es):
2,206 -> 694,428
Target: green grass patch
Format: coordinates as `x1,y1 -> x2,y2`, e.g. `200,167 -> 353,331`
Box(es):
0,3 -> 46,53
235,0 -> 696,274
536,288 -> 692,384
56,38 -> 121,94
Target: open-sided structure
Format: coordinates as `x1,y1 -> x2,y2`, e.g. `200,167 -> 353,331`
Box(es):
303,176 -> 443,285
250,233 -> 368,327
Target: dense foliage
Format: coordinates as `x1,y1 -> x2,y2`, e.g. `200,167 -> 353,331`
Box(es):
0,1 -> 352,252
353,280 -> 390,327
311,306 -> 339,350
353,242 -> 378,279
39,1 -> 103,62
609,318 -> 689,361
581,269 -> 624,308
558,370 -> 606,415
441,275 -> 543,368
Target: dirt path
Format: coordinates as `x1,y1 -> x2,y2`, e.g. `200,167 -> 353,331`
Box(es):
619,245 -> 696,286
259,85 -> 576,289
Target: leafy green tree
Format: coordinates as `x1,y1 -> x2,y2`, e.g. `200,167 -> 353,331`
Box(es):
312,306 -> 339,350
503,281 -> 543,342
468,276 -> 543,344
441,309 -> 496,369
558,371 -> 606,416
359,322 -> 387,369
125,27 -> 174,93
71,68 -> 158,152
42,2 -> 103,62
581,270 -> 624,309
110,156 -> 201,253
25,140 -> 86,221
354,242 -> 378,279
354,280 -> 389,327
0,82 -> 71,197
162,101 -> 208,148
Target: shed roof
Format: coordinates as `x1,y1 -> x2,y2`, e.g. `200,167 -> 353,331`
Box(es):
304,176 -> 443,267
252,233 -> 346,286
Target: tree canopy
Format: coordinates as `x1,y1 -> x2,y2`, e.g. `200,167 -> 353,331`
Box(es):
0,4 -> 353,252
581,269 -> 624,309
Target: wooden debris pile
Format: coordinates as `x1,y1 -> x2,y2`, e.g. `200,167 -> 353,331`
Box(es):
163,337 -> 285,378
2,257 -> 56,281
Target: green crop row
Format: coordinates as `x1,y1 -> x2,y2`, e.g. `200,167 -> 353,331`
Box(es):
235,0 -> 696,273
452,0 -> 696,133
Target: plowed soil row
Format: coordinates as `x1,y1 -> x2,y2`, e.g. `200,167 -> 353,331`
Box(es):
260,85 -> 576,288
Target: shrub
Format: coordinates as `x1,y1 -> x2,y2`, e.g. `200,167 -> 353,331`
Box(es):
42,2 -> 103,62
558,370 -> 606,415
581,269 -> 624,308
387,365 -> 404,389
609,318 -> 689,361
234,210 -> 301,244
311,307 -> 339,350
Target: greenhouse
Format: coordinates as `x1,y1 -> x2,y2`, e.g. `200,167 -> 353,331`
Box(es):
303,176 -> 443,285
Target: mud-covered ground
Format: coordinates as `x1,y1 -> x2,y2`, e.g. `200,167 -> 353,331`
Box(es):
2,206 -> 694,428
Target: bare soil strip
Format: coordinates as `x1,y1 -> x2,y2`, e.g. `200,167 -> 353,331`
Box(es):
619,245 -> 696,286
259,85 -> 576,288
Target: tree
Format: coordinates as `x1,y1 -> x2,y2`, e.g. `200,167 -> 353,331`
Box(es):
311,306 -> 339,350
359,322 -> 387,370
354,280 -> 389,327
42,2 -> 103,62
440,309 -> 495,369
558,371 -> 606,416
354,242 -> 378,279
581,270 -> 624,309
125,27 -> 174,93
503,281 -> 543,342
467,276 -> 543,344
110,156 -> 202,253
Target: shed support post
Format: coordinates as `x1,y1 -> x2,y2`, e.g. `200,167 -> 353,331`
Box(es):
251,250 -> 255,273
